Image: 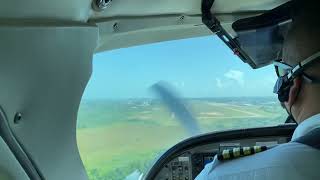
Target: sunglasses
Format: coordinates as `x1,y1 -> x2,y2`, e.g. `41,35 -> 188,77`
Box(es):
274,61 -> 292,77
273,51 -> 320,94
275,51 -> 320,78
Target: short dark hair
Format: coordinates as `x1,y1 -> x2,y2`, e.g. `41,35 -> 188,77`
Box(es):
292,0 -> 320,24
283,0 -> 320,71
283,0 -> 320,65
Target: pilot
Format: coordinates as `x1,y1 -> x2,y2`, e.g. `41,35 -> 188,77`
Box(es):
196,0 -> 320,179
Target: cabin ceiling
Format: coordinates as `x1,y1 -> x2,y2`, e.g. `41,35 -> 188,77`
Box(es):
0,0 -> 289,52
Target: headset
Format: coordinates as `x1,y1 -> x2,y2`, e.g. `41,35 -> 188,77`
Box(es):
273,51 -> 320,103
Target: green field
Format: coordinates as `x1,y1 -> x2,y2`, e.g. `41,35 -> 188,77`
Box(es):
76,97 -> 287,180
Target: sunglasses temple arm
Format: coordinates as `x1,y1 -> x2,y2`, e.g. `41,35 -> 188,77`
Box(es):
302,74 -> 320,84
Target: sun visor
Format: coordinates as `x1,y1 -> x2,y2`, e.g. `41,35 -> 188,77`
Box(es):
202,0 -> 294,69
231,1 -> 293,68
232,19 -> 292,68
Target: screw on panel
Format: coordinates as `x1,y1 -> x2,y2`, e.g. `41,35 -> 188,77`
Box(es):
14,112 -> 22,124
92,0 -> 112,11
179,16 -> 185,24
113,22 -> 119,32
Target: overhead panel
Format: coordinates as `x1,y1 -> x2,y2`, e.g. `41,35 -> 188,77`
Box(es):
213,0 -> 290,13
0,0 -> 290,54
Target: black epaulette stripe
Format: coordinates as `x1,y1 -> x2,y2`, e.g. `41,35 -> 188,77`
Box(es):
229,149 -> 234,159
240,147 -> 244,156
250,147 -> 254,154
261,146 -> 267,151
217,154 -> 223,161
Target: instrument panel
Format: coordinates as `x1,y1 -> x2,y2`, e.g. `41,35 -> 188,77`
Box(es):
154,136 -> 290,180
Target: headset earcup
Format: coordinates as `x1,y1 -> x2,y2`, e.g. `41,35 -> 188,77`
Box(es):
278,87 -> 290,102
277,81 -> 293,102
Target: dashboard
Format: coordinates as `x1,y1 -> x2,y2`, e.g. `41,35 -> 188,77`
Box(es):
145,124 -> 296,180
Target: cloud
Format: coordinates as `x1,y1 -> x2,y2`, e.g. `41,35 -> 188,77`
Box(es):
224,70 -> 245,86
173,81 -> 185,88
216,78 -> 223,88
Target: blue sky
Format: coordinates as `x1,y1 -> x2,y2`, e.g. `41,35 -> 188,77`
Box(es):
83,36 -> 278,99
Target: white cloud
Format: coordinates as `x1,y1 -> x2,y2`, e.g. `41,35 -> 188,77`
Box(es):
224,70 -> 245,86
216,78 -> 223,88
173,81 -> 185,88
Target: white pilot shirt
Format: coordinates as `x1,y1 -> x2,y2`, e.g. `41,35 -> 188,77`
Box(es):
195,114 -> 320,180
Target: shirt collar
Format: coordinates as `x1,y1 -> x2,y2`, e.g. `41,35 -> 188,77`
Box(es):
291,113 -> 320,141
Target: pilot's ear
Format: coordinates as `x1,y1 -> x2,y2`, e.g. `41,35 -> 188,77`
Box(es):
288,77 -> 302,106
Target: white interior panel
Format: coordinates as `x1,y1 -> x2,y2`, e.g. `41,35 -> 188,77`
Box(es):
0,24 -> 98,180
92,0 -> 289,19
0,0 -> 290,52
0,138 -> 29,180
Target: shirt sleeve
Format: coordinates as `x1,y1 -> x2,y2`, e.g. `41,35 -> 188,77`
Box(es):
195,155 -> 220,180
195,163 -> 209,180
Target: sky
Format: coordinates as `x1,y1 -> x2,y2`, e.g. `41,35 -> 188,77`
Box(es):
83,36 -> 278,99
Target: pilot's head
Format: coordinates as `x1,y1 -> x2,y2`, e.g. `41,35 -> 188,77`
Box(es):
281,0 -> 320,123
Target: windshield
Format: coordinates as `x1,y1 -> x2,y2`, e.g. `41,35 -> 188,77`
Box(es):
76,36 -> 287,180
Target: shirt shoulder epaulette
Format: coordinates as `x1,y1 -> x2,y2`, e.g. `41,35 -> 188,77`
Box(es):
217,145 -> 268,161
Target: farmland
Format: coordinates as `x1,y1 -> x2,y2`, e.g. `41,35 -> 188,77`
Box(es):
76,97 -> 287,180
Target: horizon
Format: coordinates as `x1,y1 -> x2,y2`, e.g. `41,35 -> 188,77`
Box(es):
81,96 -> 279,101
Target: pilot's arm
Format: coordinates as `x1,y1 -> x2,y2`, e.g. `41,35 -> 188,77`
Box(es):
195,143 -> 320,180
195,146 -> 267,180
195,155 -> 220,180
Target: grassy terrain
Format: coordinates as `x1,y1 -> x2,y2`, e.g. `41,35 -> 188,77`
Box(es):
76,97 -> 287,180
